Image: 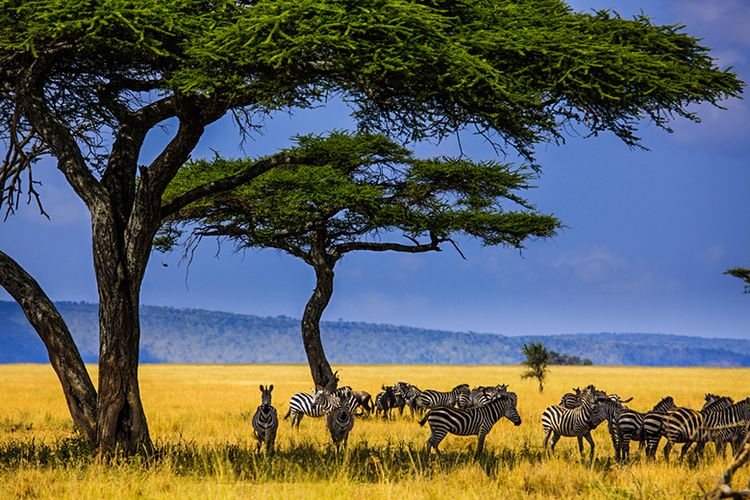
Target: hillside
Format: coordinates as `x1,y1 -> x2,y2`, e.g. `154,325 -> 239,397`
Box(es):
1,301 -> 748,366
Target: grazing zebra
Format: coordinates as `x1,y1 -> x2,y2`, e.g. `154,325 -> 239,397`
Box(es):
615,396 -> 677,461
420,392 -> 522,456
661,396 -> 736,461
252,384 -> 278,453
284,390 -> 336,428
415,384 -> 470,411
542,386 -> 601,461
395,382 -> 423,417
375,385 -> 396,419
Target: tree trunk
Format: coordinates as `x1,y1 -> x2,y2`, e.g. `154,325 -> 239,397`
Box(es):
91,207 -> 153,455
301,261 -> 336,389
0,250 -> 98,446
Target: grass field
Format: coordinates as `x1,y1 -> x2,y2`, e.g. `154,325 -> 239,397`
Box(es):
1,364 -> 749,499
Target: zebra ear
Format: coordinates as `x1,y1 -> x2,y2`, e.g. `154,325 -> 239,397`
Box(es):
269,384 -> 274,392
259,384 -> 264,392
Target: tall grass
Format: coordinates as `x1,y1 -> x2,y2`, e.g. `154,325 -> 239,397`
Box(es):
1,364 -> 749,498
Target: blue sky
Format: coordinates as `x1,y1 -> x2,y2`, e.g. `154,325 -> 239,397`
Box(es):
1,1 -> 748,338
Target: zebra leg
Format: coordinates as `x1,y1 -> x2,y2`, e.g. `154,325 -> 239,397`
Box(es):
622,437 -> 631,461
542,427 -> 552,450
427,429 -> 447,455
549,432 -> 561,452
475,432 -> 487,457
583,432 -> 596,462
663,440 -> 672,461
678,442 -> 692,461
577,435 -> 584,457
295,412 -> 304,428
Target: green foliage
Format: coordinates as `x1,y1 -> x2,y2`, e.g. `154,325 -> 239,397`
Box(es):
521,342 -> 550,392
1,0 -> 743,168
162,131 -> 559,263
548,350 -> 593,366
725,268 -> 750,294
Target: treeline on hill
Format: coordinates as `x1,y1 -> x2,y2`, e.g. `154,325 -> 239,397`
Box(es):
2,301 -> 750,366
548,351 -> 593,366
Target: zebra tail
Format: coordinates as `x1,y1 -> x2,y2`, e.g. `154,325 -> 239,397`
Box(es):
283,407 -> 291,420
419,413 -> 429,427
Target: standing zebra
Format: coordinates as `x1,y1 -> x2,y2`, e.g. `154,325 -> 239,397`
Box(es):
559,387 -> 582,409
313,388 -> 355,448
416,384 -> 470,411
252,384 -> 278,453
375,385 -> 396,419
420,392 -> 522,456
661,396 -> 735,461
615,396 -> 677,461
541,386 -> 601,461
697,397 -> 750,459
284,390 -> 336,428
395,382 -> 423,417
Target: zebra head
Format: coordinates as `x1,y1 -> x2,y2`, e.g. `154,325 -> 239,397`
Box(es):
501,392 -> 522,426
590,396 -> 623,427
313,388 -> 341,414
453,383 -> 470,395
259,384 -> 273,408
651,396 -> 676,413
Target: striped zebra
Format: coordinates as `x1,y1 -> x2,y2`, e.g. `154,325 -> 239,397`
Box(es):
661,396 -> 736,461
314,388 -> 355,448
615,396 -> 677,461
252,384 -> 278,453
696,397 -> 750,459
284,390 -> 336,428
460,385 -> 508,409
395,382 -> 423,417
542,386 -> 600,460
415,384 -> 470,411
589,396 -> 626,457
375,385 -> 396,419
560,388 -> 582,409
420,392 -> 521,456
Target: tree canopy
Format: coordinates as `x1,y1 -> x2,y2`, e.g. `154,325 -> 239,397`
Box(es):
521,342 -> 551,392
161,132 -> 559,386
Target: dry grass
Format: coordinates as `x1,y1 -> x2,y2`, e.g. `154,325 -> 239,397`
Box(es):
1,364 -> 749,499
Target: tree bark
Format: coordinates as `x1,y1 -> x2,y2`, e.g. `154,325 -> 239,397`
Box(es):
90,201 -> 153,455
301,256 -> 336,389
0,251 -> 98,445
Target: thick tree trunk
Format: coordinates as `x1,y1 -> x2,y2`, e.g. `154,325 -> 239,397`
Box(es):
301,262 -> 336,389
0,251 -> 98,445
91,207 -> 153,455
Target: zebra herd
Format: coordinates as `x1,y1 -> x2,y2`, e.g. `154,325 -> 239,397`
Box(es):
543,385 -> 750,463
251,376 -> 519,455
251,378 -> 749,461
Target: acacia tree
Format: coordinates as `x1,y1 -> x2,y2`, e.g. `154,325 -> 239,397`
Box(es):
0,0 -> 743,455
521,342 -> 551,393
160,132 -> 560,387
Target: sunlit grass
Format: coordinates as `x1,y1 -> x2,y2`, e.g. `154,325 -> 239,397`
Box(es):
1,364 -> 749,498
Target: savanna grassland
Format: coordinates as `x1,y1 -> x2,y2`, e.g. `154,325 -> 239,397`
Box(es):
1,364 -> 748,499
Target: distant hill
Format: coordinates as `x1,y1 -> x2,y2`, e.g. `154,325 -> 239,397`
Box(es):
1,301 -> 749,366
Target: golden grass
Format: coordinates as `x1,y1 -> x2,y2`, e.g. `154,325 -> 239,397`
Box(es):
1,364 -> 749,499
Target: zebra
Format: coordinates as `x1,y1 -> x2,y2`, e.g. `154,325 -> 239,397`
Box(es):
284,390 -> 336,428
375,385 -> 396,419
351,390 -> 374,416
415,384 -> 470,411
314,388 -> 355,448
460,385 -> 508,409
420,392 -> 522,456
252,384 -> 278,453
560,388 -> 582,409
395,382 -> 423,417
661,396 -> 736,461
697,397 -> 750,459
589,396 -> 626,457
541,386 -> 601,461
615,396 -> 677,461
701,393 -> 744,457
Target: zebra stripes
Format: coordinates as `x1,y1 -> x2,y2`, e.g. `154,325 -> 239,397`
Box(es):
615,396 -> 676,461
416,384 -> 470,411
420,392 -> 521,456
542,386 -> 600,460
314,388 -> 355,448
252,384 -> 278,453
284,390 -> 336,428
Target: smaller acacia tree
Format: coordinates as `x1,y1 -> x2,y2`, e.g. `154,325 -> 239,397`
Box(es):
160,132 -> 559,388
521,342 -> 551,393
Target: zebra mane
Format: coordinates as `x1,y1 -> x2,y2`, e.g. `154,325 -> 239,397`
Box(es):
651,396 -> 675,412
702,396 -> 734,414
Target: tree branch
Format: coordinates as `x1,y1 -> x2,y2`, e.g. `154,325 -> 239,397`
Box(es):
332,233 -> 442,257
0,250 -> 98,446
160,153 -> 302,218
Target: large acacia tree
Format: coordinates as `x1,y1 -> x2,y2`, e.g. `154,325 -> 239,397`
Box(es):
160,132 -> 560,387
0,0 -> 743,455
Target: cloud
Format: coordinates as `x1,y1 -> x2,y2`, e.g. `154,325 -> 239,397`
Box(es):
551,246 -> 625,282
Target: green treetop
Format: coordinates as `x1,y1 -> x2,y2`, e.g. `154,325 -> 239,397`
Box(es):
162,132 -> 560,387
